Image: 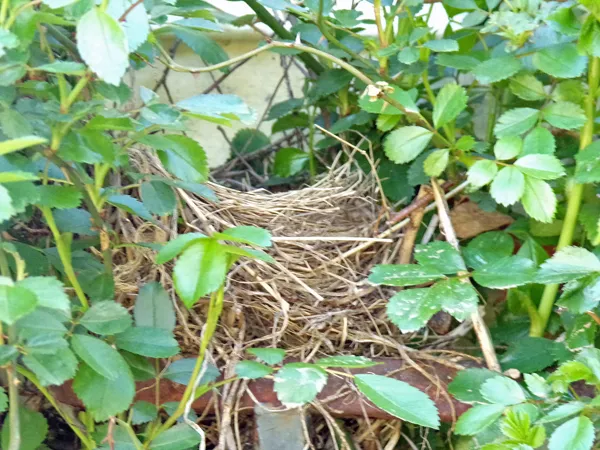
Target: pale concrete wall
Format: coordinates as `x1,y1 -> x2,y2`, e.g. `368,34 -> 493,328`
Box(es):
132,32 -> 306,168
131,2 -> 448,167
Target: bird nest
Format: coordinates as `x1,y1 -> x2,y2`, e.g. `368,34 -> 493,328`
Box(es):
110,150 -> 471,372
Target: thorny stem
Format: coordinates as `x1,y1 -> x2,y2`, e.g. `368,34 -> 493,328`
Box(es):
430,179 -> 500,372
17,367 -> 96,449
0,244 -> 19,450
156,39 -> 449,145
143,286 -> 225,448
531,57 -> 600,337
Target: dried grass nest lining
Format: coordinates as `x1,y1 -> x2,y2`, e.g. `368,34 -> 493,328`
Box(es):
111,151 -> 473,368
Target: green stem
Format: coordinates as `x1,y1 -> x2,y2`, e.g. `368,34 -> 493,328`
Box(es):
241,0 -> 324,74
17,367 -> 96,449
143,286 -> 225,448
0,245 -> 19,450
0,0 -> 9,26
373,0 -> 388,74
64,74 -> 91,112
41,206 -> 90,311
531,57 -> 600,337
308,107 -> 316,181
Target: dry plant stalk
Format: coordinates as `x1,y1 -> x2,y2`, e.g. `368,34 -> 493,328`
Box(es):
430,178 -> 501,372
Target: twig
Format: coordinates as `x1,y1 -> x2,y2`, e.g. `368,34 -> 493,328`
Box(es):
430,178 -> 500,372
321,181 -> 469,269
119,0 -> 143,21
398,185 -> 430,264
272,236 -> 393,243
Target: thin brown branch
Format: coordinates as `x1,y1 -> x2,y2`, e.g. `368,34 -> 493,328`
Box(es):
119,0 -> 143,21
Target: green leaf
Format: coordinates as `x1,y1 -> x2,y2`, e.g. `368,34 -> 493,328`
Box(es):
80,301 -> 132,335
116,326 -> 178,358
308,69 -> 353,99
139,135 -> 208,184
494,108 -> 540,138
54,208 -> 96,235
0,109 -> 32,139
0,136 -> 47,156
149,423 -> 202,450
235,360 -> 273,379
155,232 -> 206,264
141,181 -> 176,216
538,402 -> 586,424
467,160 -> 498,187
423,39 -> 459,52
73,362 -> 135,421
368,264 -> 444,287
521,176 -> 557,223
481,376 -> 526,405
176,94 -> 255,125
548,416 -> 594,450
163,358 -> 219,385
536,246 -> 600,284
0,185 -> 14,222
122,351 -> 156,381
0,388 -> 6,413
413,241 -> 466,273
0,171 -> 37,183
509,74 -> 546,101
77,8 -> 128,85
398,47 -> 419,64
315,356 -> 378,368
0,346 -> 17,365
174,28 -> 228,69
383,126 -> 433,164
574,141 -> 600,183
71,334 -> 129,380
473,256 -> 536,289
543,102 -> 586,130
433,83 -> 467,128
231,128 -> 270,154
248,348 -> 285,365
38,185 -> 82,209
376,114 -> 402,132
524,373 -> 550,398
430,278 -> 479,321
464,231 -> 514,269
173,240 -> 229,306
273,147 -> 309,177
216,226 -> 272,247
387,288 -> 438,332
500,337 -> 567,373
0,283 -> 37,325
22,347 -> 78,386
107,194 -> 154,221
1,408 -> 48,450
514,154 -> 564,180
436,53 -> 480,70
533,44 -> 588,79
24,334 -> 68,354
274,363 -> 328,406
490,166 -> 525,206
423,149 -> 449,177
106,0 -> 149,52
330,111 -> 372,134
448,368 -> 498,403
34,61 -> 86,74
359,87 -> 418,115
522,127 -> 556,156
16,310 -> 67,339
134,282 -> 175,332
17,276 -> 70,313
494,136 -> 523,160
266,98 -> 303,120
557,275 -> 600,313
354,374 -> 440,428
472,56 -> 521,84
131,401 -> 158,425
455,404 -> 505,435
